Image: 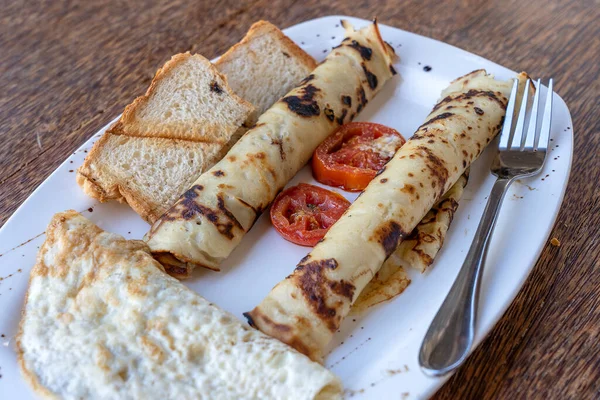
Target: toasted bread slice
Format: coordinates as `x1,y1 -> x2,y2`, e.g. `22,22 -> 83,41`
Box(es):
111,52 -> 255,144
77,134 -> 225,223
78,53 -> 255,223
78,23 -> 316,223
216,21 -> 317,115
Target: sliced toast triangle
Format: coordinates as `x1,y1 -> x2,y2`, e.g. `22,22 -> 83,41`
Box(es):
215,20 -> 317,115
77,52 -> 256,222
78,23 -> 316,223
111,52 -> 255,144
77,134 -> 225,223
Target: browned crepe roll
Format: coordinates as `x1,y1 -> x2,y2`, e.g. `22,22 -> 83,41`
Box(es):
352,171 -> 469,313
145,20 -> 397,278
246,70 -> 528,362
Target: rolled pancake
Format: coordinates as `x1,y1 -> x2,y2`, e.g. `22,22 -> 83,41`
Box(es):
246,70 -> 528,362
352,172 -> 468,313
17,211 -> 342,400
390,171 -> 469,273
145,20 -> 397,278
350,258 -> 411,314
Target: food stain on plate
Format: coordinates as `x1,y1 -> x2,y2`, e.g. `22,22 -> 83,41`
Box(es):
515,179 -> 537,191
0,268 -> 23,283
0,232 -> 45,259
346,364 -> 412,397
327,337 -> 372,369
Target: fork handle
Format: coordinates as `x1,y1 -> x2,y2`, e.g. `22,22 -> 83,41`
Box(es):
419,177 -> 513,376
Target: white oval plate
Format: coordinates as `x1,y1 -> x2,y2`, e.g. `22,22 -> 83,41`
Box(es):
0,15 -> 572,399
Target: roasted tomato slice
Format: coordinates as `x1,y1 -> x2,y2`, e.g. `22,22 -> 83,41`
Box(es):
270,183 -> 350,246
312,122 -> 406,191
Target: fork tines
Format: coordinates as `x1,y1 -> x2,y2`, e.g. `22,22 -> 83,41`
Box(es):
498,77 -> 554,152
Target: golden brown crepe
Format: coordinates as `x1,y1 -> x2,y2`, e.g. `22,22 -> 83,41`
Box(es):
145,20 -> 398,278
350,258 -> 411,314
352,172 -> 468,313
392,171 -> 469,272
246,70 -> 528,362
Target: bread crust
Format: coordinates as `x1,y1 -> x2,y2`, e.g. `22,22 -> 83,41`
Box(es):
77,134 -> 226,223
77,167 -> 163,223
215,21 -> 317,73
111,52 -> 255,143
76,128 -> 123,202
76,130 -> 162,223
79,23 -> 313,224
77,53 -> 255,223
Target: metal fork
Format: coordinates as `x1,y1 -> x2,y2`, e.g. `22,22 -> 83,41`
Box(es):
419,77 -> 554,376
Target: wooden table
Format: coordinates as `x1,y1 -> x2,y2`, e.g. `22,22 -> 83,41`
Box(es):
1,0 -> 599,398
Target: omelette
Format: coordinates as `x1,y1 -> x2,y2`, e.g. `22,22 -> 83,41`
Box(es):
17,211 -> 342,400
145,20 -> 398,278
246,70 -> 529,362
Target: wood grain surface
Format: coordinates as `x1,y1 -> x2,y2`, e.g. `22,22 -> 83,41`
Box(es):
1,0 -> 599,398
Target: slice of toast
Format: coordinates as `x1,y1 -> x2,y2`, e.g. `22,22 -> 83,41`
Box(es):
78,23 -> 316,223
111,52 -> 255,144
77,53 -> 256,223
77,134 -> 225,223
215,20 -> 317,115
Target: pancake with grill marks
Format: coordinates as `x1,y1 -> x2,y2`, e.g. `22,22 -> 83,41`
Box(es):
352,172 -> 468,313
145,20 -> 397,278
246,70 -> 530,362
